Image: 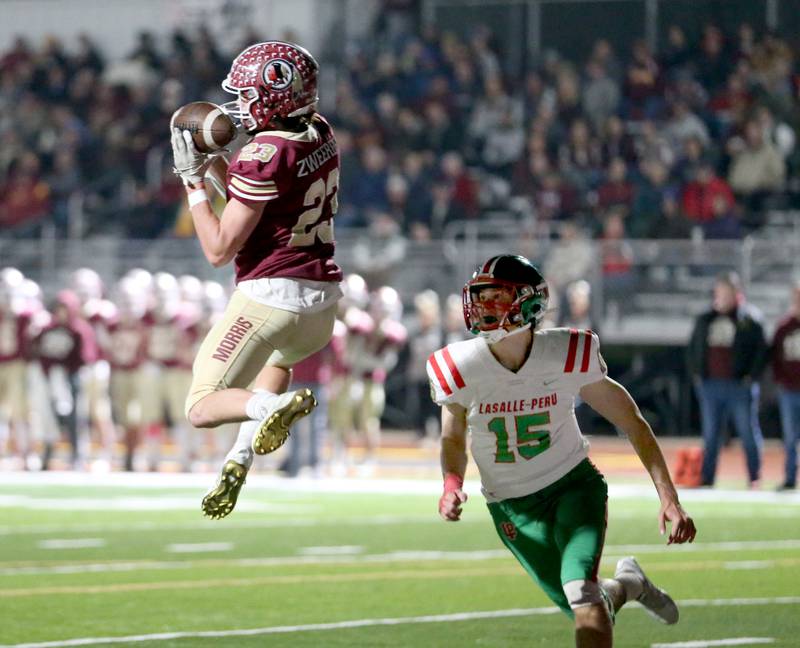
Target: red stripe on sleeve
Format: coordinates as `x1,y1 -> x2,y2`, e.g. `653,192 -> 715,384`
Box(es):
580,330 -> 593,373
428,352 -> 453,396
441,347 -> 466,389
564,328 -> 579,373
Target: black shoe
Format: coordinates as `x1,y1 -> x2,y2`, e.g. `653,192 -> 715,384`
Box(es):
776,482 -> 796,492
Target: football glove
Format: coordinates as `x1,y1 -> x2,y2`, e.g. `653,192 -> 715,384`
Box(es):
171,128 -> 213,187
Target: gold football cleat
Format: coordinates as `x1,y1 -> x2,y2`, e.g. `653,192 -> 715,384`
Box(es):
201,460 -> 248,520
252,388 -> 317,455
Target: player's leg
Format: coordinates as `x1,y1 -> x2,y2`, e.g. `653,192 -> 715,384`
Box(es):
166,368 -> 195,471
551,461 -> 614,646
186,292 -> 331,430
486,499 -> 572,616
729,380 -> 763,486
199,302 -> 336,519
777,389 -> 798,488
7,362 -> 32,468
696,380 -> 725,485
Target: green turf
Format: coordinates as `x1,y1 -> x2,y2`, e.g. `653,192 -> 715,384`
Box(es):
0,481 -> 798,647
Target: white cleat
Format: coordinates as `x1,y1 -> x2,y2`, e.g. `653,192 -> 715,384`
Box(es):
615,556 -> 679,625
251,388 -> 317,455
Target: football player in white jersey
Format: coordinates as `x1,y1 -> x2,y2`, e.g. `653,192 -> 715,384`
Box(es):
427,255 -> 696,648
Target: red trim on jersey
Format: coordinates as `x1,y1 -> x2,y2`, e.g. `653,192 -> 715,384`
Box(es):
442,347 -> 466,389
429,352 -> 453,396
580,329 -> 593,373
564,329 -> 579,372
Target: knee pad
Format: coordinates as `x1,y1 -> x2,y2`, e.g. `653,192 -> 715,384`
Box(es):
563,579 -> 604,610
564,579 -> 616,624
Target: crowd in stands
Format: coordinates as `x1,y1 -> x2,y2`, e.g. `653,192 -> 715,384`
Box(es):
1,14 -> 799,244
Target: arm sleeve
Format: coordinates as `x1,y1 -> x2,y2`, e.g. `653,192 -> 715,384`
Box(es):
575,330 -> 608,387
226,140 -> 285,203
426,352 -> 468,407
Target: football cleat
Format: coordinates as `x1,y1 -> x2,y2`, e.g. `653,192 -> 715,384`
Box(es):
615,556 -> 679,625
202,460 -> 248,520
252,388 -> 317,455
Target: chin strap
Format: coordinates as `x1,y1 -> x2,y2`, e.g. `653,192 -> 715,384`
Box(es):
478,322 -> 531,344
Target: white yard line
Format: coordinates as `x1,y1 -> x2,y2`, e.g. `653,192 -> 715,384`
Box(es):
37,539 -> 106,550
652,639 -> 775,647
0,471 -> 798,504
0,494 -> 310,513
1,598 -> 797,648
298,545 -> 364,556
723,560 -> 775,570
0,514 -> 453,537
3,541 -> 800,577
165,543 -> 233,554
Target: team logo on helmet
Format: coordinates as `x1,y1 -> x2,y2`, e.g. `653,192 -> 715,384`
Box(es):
263,59 -> 294,91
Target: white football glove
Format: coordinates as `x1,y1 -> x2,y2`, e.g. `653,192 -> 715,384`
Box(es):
171,128 -> 212,187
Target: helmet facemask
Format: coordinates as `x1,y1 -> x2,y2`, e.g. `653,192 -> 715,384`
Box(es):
463,278 -> 549,340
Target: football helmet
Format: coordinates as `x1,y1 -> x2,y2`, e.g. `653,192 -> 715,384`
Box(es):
221,41 -> 319,133
370,286 -> 403,322
463,255 -> 549,338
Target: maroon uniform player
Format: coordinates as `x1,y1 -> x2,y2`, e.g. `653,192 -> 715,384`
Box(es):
171,41 -> 342,518
106,284 -> 149,471
33,291 -> 97,469
0,280 -> 31,465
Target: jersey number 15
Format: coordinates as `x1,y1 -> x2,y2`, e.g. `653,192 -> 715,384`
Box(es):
488,412 -> 551,463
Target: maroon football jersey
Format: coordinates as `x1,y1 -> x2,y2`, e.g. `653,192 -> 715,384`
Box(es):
143,313 -> 195,369
106,320 -> 147,371
0,311 -> 30,363
226,113 -> 343,284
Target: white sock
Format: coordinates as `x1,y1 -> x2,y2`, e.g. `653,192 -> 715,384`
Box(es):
245,389 -> 279,421
224,419 -> 259,469
615,573 -> 644,602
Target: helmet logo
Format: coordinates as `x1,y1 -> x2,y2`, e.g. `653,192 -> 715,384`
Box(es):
263,59 -> 294,90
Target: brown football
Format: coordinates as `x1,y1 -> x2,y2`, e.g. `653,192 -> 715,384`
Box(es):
170,102 -> 237,153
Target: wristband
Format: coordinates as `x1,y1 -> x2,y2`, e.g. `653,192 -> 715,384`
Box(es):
443,472 -> 464,494
187,188 -> 208,208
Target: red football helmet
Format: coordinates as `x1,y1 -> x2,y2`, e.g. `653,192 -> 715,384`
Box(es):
221,41 -> 319,133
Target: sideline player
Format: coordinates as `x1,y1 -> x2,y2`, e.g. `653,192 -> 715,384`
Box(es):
171,41 -> 342,518
427,255 -> 696,648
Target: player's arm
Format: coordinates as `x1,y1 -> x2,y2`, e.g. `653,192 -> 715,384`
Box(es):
579,376 -> 697,545
171,128 -> 262,267
439,402 -> 469,521
187,187 -> 263,267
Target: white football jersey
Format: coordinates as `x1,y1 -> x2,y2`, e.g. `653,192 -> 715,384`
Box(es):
427,328 -> 607,502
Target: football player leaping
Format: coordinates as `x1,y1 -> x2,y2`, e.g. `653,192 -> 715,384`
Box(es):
428,255 -> 696,648
170,41 -> 342,519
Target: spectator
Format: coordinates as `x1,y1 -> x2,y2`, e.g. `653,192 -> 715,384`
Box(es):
406,290 -> 442,440
582,59 -> 620,134
558,118 -> 603,191
664,100 -> 710,152
682,159 -> 735,223
695,25 -> 731,94
623,39 -> 663,119
728,118 -> 786,209
599,208 -> 636,305
771,281 -> 800,491
559,279 -> 598,332
543,221 -> 593,295
630,158 -> 673,238
686,271 -> 768,488
702,194 -> 742,240
0,152 -> 51,236
651,191 -> 693,239
596,157 -> 634,211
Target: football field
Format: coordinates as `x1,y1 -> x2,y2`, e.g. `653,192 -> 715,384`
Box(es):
1,472 -> 799,648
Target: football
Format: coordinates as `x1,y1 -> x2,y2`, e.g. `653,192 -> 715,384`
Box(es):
170,101 -> 237,153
